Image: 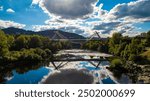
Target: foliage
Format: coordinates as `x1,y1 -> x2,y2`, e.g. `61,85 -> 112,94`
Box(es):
108,33 -> 146,62
82,40 -> 109,53
82,30 -> 149,64
0,30 -> 71,64
141,49 -> 150,60
0,30 -> 9,58
145,31 -> 150,47
110,58 -> 123,69
0,29 -> 150,65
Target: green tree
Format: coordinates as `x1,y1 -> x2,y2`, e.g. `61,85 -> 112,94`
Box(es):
29,35 -> 43,48
0,30 -> 8,58
7,35 -> 14,50
146,31 -> 150,46
14,35 -> 28,50
108,33 -> 122,55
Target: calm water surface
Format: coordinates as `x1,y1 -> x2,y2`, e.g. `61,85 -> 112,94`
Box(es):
0,50 -> 133,84
1,61 -> 117,84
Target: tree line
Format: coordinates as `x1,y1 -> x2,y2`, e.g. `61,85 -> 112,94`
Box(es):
1,29 -> 150,65
0,30 -> 71,64
82,31 -> 150,82
82,31 -> 150,64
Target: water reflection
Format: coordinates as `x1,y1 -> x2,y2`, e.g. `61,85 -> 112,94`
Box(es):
6,67 -> 50,84
42,69 -> 94,84
0,48 -> 138,84
0,59 -> 138,84
0,60 -> 117,84
0,62 -> 51,84
45,61 -> 117,84
102,77 -> 116,84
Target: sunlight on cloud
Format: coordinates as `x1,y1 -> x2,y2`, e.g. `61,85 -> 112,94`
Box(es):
32,0 -> 101,36
39,0 -> 97,19
6,8 -> 15,13
31,0 -> 150,37
106,0 -> 150,22
0,20 -> 26,28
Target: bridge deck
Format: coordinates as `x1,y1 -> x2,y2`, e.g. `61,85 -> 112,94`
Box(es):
55,53 -> 112,58
52,58 -> 107,62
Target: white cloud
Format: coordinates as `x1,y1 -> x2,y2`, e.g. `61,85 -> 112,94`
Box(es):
39,0 -> 97,19
32,18 -> 95,37
0,6 -> 3,11
0,20 -> 26,29
6,8 -> 15,13
106,0 -> 150,22
32,0 -> 41,5
31,0 -> 149,37
31,0 -> 103,36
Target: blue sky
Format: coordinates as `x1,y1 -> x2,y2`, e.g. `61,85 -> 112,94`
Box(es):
96,0 -> 137,10
0,0 -> 150,37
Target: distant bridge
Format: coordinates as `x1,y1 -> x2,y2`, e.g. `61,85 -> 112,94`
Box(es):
50,31 -> 102,44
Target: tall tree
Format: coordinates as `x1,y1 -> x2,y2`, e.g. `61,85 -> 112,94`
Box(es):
0,30 -> 8,58
108,33 -> 122,55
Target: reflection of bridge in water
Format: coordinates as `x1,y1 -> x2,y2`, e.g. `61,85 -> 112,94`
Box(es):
45,50 -> 118,84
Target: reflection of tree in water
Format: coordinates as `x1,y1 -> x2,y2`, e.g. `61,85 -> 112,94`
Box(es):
112,70 -> 124,79
15,65 -> 40,74
0,66 -> 13,83
110,61 -> 142,83
0,62 -> 49,83
125,62 -> 142,83
0,70 -> 7,83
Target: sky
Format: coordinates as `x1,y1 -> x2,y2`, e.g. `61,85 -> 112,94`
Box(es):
0,0 -> 150,37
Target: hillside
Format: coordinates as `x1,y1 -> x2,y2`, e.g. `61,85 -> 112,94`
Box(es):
1,27 -> 85,39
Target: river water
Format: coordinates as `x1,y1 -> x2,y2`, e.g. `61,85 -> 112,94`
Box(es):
0,49 -> 132,84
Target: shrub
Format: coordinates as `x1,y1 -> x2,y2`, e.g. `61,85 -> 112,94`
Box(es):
110,59 -> 123,69
128,54 -> 136,61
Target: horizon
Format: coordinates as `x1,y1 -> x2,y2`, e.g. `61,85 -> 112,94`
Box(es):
0,0 -> 150,37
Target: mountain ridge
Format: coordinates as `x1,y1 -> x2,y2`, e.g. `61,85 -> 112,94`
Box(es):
1,27 -> 85,39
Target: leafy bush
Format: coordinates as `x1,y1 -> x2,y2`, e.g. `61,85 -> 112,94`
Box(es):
110,59 -> 123,69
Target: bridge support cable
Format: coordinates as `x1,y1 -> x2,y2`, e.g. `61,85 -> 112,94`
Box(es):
83,31 -> 102,45
51,31 -> 102,49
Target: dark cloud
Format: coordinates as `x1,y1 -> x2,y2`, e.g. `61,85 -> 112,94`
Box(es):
93,21 -> 134,34
108,0 -> 150,21
59,26 -> 85,34
40,0 -> 97,19
93,22 -> 121,32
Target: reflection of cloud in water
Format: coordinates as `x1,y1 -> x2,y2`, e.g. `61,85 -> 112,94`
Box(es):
4,76 -> 14,81
42,60 -> 116,84
42,69 -> 94,84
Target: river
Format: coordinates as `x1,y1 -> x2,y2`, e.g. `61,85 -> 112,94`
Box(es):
0,49 -> 133,84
